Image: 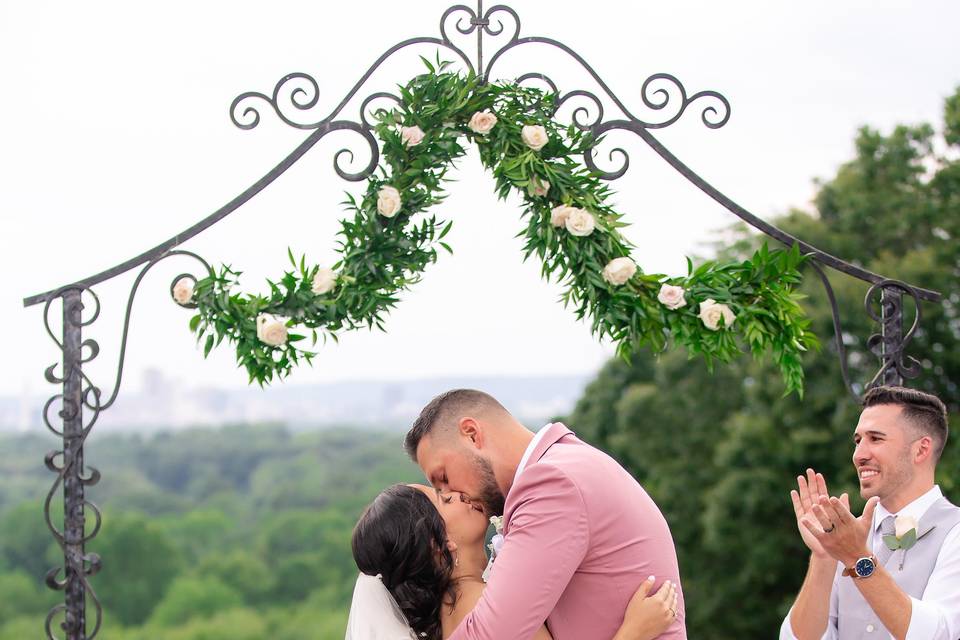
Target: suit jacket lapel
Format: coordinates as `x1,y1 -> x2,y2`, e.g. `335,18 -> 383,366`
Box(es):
527,422 -> 574,467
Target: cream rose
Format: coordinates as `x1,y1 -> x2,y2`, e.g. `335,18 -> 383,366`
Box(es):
699,299 -> 736,331
602,257 -> 637,286
377,186 -> 402,218
550,205 -> 575,227
565,208 -> 596,237
311,267 -> 337,295
468,110 -> 498,135
527,176 -> 549,198
400,125 -> 424,147
172,277 -> 194,305
521,124 -> 549,151
657,284 -> 687,310
894,514 -> 918,539
256,314 -> 288,347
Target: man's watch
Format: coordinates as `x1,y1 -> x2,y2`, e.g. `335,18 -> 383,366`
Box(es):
842,555 -> 878,579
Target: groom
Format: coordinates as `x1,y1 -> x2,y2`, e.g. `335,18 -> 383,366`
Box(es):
405,388 -> 686,639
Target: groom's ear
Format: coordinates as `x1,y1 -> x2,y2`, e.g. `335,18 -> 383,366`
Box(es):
459,417 -> 483,449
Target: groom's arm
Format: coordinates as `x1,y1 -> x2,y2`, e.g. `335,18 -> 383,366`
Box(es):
448,462 -> 588,640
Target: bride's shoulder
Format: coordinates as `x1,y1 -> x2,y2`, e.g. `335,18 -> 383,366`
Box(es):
441,579 -> 486,637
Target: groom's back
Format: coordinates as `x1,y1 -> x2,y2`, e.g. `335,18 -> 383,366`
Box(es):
532,427 -> 686,639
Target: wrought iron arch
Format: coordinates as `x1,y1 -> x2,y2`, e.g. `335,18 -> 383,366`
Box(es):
22,2 -> 942,637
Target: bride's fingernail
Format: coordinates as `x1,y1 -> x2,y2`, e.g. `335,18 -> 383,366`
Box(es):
647,575 -> 655,582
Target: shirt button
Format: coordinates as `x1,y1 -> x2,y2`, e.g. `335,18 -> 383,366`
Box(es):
866,624 -> 875,632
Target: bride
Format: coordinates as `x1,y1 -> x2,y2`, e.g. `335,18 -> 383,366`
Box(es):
348,483 -> 678,639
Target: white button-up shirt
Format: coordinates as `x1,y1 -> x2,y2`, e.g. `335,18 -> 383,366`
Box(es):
512,423 -> 553,488
780,485 -> 960,640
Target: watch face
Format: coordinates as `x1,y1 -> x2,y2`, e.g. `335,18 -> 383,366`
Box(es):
855,557 -> 876,578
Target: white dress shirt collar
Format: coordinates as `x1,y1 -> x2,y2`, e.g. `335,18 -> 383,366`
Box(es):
513,423 -> 553,487
874,485 -> 944,531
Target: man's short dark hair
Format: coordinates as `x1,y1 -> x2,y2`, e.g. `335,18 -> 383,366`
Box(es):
862,385 -> 949,461
404,389 -> 508,461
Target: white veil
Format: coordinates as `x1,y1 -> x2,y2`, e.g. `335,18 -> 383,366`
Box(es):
345,573 -> 418,640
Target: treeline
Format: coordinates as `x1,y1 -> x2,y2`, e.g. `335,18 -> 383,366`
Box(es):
0,425 -> 421,639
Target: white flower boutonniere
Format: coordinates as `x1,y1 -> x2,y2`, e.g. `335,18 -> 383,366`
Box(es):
482,516 -> 505,583
883,514 -> 935,571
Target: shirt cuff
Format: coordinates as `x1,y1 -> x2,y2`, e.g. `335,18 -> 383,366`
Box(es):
779,610 -> 799,640
780,607 -> 835,640
904,596 -> 943,640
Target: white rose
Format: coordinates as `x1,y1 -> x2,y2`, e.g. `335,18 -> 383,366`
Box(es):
602,257 -> 637,286
172,277 -> 194,305
377,186 -> 402,218
550,205 -> 575,227
490,532 -> 505,556
699,299 -> 736,331
527,176 -> 549,198
311,267 -> 336,295
256,314 -> 288,347
894,514 -> 918,539
657,284 -> 687,310
468,110 -> 498,135
564,208 -> 596,237
400,125 -> 424,147
521,124 -> 549,151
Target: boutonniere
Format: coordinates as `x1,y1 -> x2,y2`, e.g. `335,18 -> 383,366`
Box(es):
883,515 -> 935,570
481,516 -> 505,583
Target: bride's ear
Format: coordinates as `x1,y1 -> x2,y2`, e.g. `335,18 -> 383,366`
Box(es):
445,539 -> 458,554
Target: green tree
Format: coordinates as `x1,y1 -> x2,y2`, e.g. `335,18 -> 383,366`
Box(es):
197,551 -> 274,606
0,571 -> 53,624
0,501 -> 57,578
92,512 -> 183,626
147,576 -> 244,627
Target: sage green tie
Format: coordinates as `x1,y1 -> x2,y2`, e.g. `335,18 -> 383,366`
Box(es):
877,514 -> 897,566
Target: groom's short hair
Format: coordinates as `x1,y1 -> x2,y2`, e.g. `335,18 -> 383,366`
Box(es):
862,385 -> 949,462
405,389 -> 508,460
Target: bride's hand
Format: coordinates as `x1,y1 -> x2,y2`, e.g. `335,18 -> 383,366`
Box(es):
612,577 -> 678,640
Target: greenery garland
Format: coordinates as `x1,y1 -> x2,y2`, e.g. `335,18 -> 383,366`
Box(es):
173,59 -> 818,394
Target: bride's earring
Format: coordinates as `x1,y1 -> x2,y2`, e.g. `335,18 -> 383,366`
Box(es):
455,552 -> 460,567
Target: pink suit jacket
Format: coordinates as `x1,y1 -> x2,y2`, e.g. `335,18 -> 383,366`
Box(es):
449,423 -> 686,640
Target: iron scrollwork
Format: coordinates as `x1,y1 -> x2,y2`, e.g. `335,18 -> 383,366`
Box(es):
39,251 -> 211,639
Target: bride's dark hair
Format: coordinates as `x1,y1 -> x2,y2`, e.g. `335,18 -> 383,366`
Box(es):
352,484 -> 458,640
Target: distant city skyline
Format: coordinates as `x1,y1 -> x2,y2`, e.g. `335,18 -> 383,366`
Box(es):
4,1 -> 960,402
0,369 -> 592,434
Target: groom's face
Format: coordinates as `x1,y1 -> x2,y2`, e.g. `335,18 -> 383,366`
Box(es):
417,436 -> 506,517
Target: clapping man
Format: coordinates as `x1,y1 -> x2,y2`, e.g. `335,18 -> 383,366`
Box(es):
781,385 -> 960,640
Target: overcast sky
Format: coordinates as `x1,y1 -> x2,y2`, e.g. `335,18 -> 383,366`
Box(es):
2,0 -> 959,399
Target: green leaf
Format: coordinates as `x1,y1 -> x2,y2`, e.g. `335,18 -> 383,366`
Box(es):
899,528 -> 918,550
882,534 -> 902,550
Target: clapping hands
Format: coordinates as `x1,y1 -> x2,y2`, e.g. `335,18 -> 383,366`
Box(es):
790,468 -> 876,566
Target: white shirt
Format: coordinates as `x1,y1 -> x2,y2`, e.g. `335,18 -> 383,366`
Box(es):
512,423 -> 554,488
779,485 -> 960,640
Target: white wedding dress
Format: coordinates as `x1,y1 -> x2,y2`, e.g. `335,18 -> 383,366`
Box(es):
345,573 -> 418,640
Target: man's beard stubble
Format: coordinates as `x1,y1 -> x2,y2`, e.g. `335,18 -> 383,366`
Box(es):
472,453 -> 505,517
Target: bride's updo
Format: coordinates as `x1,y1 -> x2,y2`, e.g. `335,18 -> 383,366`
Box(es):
352,484 -> 457,640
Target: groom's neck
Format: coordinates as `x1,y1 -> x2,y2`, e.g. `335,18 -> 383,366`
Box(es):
499,424 -> 535,495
